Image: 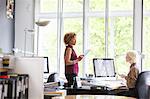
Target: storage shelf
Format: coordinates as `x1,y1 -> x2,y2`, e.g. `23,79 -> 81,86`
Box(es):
0,68 -> 12,72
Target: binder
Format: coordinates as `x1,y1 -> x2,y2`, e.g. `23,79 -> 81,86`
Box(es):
0,74 -> 29,99
7,79 -> 13,98
7,78 -> 17,99
18,74 -> 29,99
25,75 -> 29,99
0,80 -> 3,99
4,80 -> 8,98
12,79 -> 16,99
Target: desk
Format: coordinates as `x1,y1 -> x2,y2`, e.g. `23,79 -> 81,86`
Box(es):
44,90 -> 66,99
66,87 -> 127,95
44,90 -> 66,96
66,79 -> 128,95
52,95 -> 136,99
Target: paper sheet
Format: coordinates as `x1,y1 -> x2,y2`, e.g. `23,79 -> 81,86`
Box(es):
83,49 -> 90,56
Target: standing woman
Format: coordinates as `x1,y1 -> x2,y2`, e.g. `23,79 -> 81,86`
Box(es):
64,32 -> 84,87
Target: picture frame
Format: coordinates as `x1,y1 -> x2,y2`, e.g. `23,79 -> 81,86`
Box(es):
6,0 -> 14,19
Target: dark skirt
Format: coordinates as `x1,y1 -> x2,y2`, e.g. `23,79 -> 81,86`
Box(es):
65,73 -> 77,88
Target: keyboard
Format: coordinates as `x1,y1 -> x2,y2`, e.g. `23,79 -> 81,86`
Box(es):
81,78 -> 126,90
94,77 -> 117,81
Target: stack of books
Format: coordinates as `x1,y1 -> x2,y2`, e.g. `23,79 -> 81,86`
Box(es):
44,82 -> 60,92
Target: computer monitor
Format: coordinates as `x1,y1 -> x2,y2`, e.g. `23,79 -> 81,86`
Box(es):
93,58 -> 116,77
43,57 -> 49,73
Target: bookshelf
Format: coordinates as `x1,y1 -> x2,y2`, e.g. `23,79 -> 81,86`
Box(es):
0,68 -> 11,72
0,55 -> 29,99
0,55 -> 15,76
14,57 -> 44,99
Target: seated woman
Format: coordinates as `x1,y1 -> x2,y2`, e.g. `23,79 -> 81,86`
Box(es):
118,50 -> 139,97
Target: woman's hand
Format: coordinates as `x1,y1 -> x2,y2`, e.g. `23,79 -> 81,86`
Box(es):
78,55 -> 84,61
119,74 -> 126,78
73,55 -> 84,64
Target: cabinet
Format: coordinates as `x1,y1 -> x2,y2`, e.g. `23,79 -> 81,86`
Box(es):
0,74 -> 29,99
0,55 -> 15,75
0,57 -> 44,99
0,56 -> 29,99
14,57 -> 44,99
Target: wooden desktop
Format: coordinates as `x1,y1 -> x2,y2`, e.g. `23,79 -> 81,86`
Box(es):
44,90 -> 66,96
44,90 -> 66,99
52,95 -> 136,99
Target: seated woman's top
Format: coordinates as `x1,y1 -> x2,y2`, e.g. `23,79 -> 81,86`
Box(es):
125,63 -> 139,89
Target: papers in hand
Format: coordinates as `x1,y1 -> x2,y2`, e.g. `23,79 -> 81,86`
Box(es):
84,49 -> 90,56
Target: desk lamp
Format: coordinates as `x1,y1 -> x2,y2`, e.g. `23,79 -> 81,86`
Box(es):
24,28 -> 35,56
35,20 -> 50,56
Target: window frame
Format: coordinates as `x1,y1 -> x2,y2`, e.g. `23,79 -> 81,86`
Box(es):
35,0 -> 144,75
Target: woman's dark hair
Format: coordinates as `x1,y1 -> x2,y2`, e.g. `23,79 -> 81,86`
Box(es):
64,32 -> 76,45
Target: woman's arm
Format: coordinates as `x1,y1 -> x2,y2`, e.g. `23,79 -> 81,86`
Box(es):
64,47 -> 78,65
125,67 -> 139,81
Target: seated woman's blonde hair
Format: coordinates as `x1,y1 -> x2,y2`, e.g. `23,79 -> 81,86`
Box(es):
126,50 -> 137,63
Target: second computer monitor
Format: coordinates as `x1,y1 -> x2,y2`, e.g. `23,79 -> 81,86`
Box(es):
93,58 -> 116,77
43,57 -> 49,73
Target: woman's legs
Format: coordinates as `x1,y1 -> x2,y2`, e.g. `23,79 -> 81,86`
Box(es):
65,73 -> 76,87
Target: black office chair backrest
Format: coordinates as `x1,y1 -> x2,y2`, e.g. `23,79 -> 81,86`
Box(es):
135,71 -> 150,99
47,73 -> 58,83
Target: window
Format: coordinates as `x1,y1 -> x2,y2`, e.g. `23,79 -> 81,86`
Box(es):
63,0 -> 83,12
63,18 -> 83,75
89,0 -> 105,12
40,0 -> 57,13
88,17 -> 105,74
108,0 -> 133,74
143,0 -> 150,71
37,0 -> 134,76
37,19 -> 58,72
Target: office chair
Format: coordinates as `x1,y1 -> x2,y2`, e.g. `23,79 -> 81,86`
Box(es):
47,73 -> 58,83
135,71 -> 150,99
